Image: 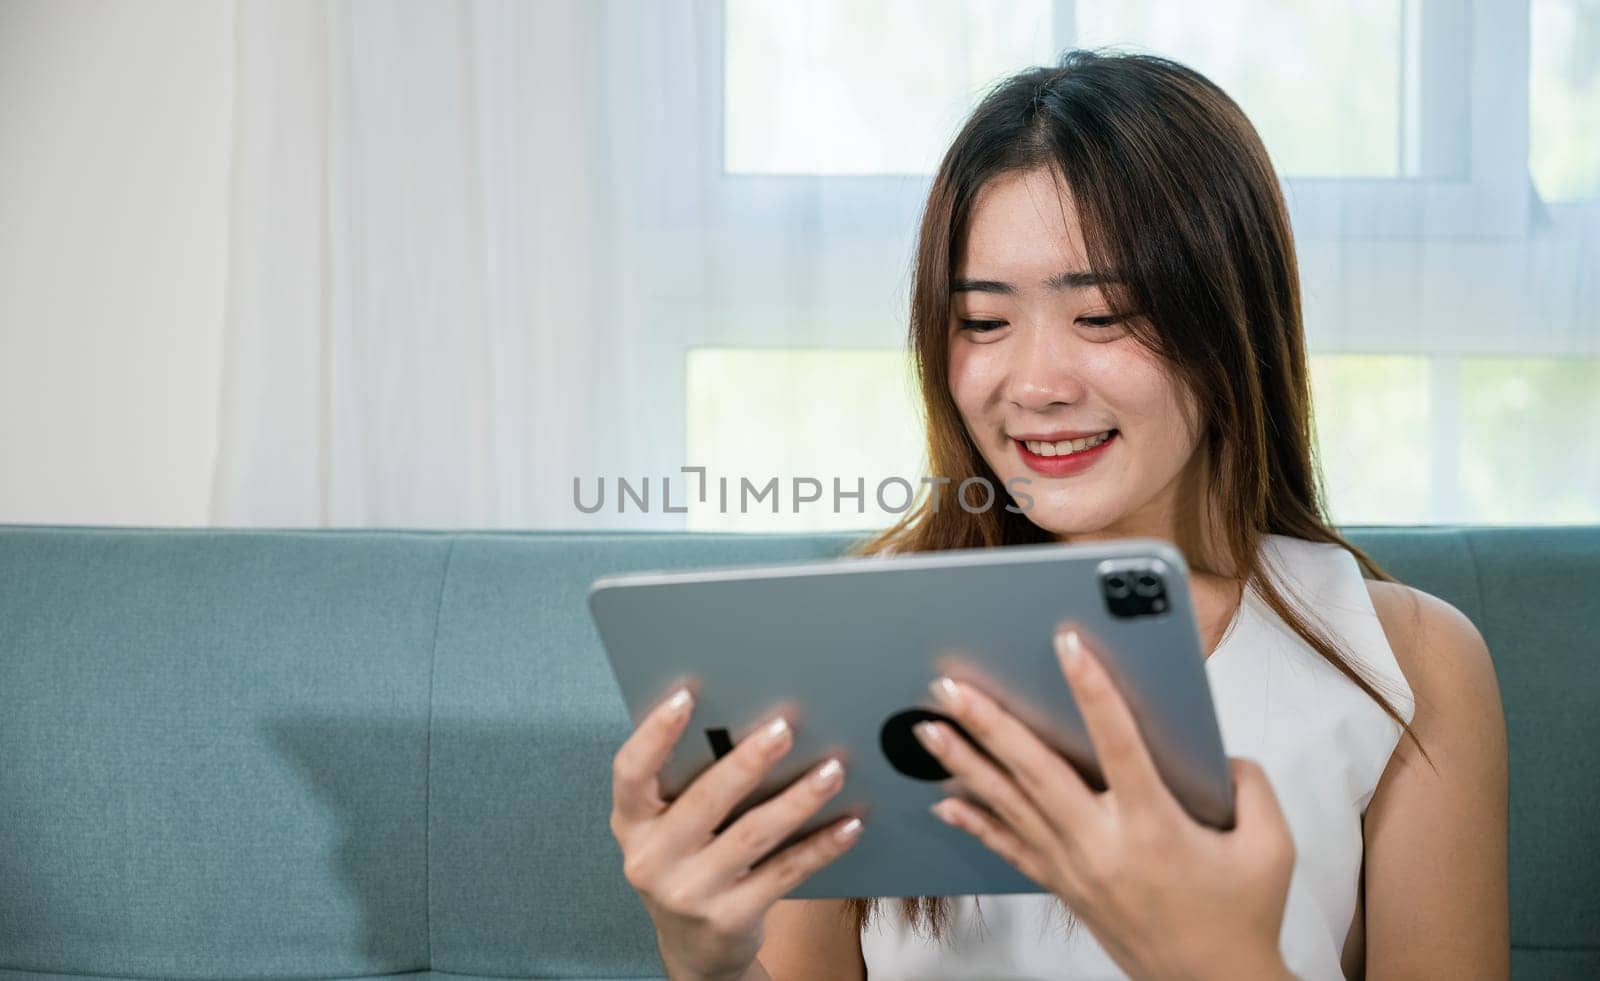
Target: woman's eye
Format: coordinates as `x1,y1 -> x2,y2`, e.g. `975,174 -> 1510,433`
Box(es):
958,316 -> 1123,333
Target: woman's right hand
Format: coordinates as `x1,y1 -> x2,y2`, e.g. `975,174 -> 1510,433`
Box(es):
610,686 -> 865,981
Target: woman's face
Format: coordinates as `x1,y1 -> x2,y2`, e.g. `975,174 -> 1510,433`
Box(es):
947,166 -> 1205,541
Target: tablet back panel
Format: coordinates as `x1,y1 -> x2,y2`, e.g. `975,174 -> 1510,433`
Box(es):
588,537 -> 1232,898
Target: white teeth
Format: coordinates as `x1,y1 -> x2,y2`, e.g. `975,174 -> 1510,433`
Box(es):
1024,431 -> 1112,457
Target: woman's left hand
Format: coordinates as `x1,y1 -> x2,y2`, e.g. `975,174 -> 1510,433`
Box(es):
912,624 -> 1298,981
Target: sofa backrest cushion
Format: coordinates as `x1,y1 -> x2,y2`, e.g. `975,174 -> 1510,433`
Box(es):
1,525 -> 1596,978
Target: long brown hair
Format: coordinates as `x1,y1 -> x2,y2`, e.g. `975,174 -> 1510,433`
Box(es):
843,49 -> 1421,939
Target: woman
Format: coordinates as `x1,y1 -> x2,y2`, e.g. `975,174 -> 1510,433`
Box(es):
608,50 -> 1508,979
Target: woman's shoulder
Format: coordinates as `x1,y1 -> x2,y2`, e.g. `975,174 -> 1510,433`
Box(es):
1279,531 -> 1499,720
1364,579 -> 1501,732
1262,535 -> 1492,683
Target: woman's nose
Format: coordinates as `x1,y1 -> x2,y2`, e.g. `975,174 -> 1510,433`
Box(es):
1003,325 -> 1084,411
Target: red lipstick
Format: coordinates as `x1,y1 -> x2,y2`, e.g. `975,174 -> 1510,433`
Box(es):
1014,430 -> 1117,477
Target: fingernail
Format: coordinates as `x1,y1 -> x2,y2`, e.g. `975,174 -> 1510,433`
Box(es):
759,716 -> 791,747
834,816 -> 864,843
812,757 -> 844,791
929,676 -> 963,711
913,720 -> 947,752
665,687 -> 693,718
930,799 -> 957,823
1056,628 -> 1083,671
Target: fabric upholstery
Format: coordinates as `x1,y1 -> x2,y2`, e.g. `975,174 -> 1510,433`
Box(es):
1,524 -> 1594,978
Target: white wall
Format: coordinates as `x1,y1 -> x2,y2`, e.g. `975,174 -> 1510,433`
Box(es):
0,0 -> 231,526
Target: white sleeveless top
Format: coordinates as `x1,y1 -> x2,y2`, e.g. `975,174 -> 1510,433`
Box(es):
860,534 -> 1416,980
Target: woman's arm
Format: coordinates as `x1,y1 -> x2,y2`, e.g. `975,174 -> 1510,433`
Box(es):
754,899 -> 865,980
1363,582 -> 1510,979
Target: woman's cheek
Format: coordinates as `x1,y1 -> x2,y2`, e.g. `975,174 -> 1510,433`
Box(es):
948,342 -> 1003,415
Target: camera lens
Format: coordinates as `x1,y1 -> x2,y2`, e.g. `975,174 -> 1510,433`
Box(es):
1104,574 -> 1130,598
1134,573 -> 1162,597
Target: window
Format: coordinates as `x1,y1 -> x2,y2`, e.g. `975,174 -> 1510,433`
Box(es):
1530,0 -> 1600,201
669,1 -> 1599,531
718,0 -> 1532,236
1076,1 -> 1406,179
726,0 -> 1411,179
724,0 -> 1056,175
684,348 -> 924,531
1458,356 -> 1600,522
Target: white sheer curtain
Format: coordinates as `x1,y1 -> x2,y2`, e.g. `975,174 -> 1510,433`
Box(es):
208,0 -> 1600,531
210,0 -> 922,530
216,0 -> 684,528
214,1 -> 521,527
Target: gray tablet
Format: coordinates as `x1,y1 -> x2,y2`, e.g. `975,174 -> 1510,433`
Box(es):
587,537 -> 1233,899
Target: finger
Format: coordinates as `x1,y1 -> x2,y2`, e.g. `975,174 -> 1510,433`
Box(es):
912,719 -> 1060,850
653,713 -> 795,850
928,675 -> 1099,833
931,796 -> 1051,885
1056,626 -> 1174,813
689,755 -> 849,887
718,813 -> 865,911
612,685 -> 696,826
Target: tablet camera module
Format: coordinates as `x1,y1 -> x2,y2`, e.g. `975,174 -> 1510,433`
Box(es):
1101,566 -> 1169,618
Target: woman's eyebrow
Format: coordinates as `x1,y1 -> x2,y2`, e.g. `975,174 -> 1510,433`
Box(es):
951,270 -> 1119,295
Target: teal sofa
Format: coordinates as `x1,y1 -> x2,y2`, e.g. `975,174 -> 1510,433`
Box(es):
0,524 -> 1595,980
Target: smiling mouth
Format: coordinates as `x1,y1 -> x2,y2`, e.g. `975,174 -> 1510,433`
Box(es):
1015,429 -> 1117,458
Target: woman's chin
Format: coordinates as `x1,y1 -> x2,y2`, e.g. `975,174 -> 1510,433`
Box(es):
1020,506 -> 1115,540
